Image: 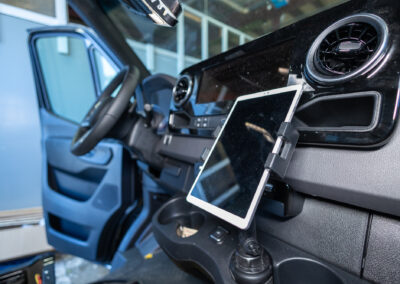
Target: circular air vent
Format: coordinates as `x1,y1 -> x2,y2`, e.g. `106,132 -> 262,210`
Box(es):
173,75 -> 193,106
305,13 -> 389,85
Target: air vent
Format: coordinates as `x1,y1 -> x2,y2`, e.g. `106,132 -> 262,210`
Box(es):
173,75 -> 193,106
306,14 -> 389,85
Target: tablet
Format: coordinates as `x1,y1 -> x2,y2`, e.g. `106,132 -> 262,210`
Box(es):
186,84 -> 303,229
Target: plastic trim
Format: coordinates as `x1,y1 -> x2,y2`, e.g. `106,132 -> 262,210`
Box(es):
172,74 -> 194,107
305,13 -> 389,85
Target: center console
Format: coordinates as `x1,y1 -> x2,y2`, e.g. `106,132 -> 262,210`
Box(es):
152,196 -> 369,284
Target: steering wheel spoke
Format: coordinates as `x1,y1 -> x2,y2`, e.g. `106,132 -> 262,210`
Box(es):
71,66 -> 140,156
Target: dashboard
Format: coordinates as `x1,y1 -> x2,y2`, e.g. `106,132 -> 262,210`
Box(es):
141,0 -> 400,221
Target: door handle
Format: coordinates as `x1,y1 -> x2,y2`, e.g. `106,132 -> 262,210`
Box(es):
79,146 -> 113,165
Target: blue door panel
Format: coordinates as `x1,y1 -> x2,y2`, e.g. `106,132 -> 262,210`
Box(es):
29,27 -> 133,262
39,109 -> 127,262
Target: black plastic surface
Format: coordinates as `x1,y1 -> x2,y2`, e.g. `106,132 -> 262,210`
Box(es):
278,258 -> 342,284
159,135 -> 215,164
257,197 -> 368,275
295,92 -> 380,131
146,0 -> 400,222
363,215 -> 400,284
173,0 -> 400,148
0,253 -> 55,284
153,196 -> 369,284
286,119 -> 400,220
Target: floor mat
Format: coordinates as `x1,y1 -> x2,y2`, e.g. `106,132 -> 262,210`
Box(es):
55,254 -> 109,284
96,248 -> 209,284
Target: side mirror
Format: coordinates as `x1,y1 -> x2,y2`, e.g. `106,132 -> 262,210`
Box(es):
122,0 -> 182,27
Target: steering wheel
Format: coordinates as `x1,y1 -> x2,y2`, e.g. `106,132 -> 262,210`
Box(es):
71,66 -> 139,156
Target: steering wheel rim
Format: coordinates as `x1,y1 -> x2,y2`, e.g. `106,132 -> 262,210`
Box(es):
71,66 -> 139,156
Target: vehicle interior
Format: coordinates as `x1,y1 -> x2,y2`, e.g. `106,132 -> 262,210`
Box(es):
24,0 -> 400,283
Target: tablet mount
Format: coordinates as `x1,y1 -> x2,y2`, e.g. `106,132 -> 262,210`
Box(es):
230,221 -> 273,284
230,122 -> 300,284
264,122 -> 299,180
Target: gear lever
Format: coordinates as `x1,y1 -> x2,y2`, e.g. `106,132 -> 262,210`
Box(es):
143,103 -> 153,127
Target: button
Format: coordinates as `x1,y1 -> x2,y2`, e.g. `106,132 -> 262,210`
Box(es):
203,123 -> 208,128
196,123 -> 201,127
210,226 -> 229,244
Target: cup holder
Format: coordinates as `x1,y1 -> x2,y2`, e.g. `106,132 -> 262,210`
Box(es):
277,258 -> 344,284
157,197 -> 205,238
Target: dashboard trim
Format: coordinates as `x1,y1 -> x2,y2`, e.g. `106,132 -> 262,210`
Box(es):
305,13 -> 390,85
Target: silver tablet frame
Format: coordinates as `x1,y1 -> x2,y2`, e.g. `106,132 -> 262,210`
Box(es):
187,84 -> 304,229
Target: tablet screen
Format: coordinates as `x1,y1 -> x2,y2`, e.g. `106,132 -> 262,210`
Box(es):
187,86 -> 302,228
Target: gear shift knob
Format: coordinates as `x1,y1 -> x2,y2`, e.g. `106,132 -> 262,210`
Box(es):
144,103 -> 153,127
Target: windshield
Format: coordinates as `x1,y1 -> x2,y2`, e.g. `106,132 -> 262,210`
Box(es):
100,0 -> 348,76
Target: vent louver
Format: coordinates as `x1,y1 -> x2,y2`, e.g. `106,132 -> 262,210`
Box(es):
306,14 -> 389,85
173,75 -> 193,106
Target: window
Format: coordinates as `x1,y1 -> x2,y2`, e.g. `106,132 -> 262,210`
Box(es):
36,36 -> 95,123
209,23 -> 222,58
100,0 -> 349,76
0,0 -> 55,17
93,49 -> 118,92
184,11 -> 202,59
228,32 -> 240,50
35,35 -> 117,123
0,0 -> 67,25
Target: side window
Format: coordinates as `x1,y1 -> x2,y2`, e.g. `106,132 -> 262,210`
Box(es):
93,49 -> 118,91
35,35 -> 118,123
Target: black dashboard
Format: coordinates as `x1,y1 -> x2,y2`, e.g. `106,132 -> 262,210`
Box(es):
142,0 -> 400,221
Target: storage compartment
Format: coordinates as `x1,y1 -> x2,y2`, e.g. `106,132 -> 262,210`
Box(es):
277,258 -> 344,284
48,213 -> 90,241
47,164 -> 106,201
296,92 -> 380,130
157,197 -> 205,238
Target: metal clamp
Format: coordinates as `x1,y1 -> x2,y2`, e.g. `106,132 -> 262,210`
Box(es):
264,122 -> 299,179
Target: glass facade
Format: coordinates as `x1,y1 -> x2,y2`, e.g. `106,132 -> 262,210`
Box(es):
0,0 -> 55,17
100,0 -> 349,76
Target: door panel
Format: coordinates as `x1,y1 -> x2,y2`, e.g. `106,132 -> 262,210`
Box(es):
29,27 -> 135,262
42,114 -> 126,260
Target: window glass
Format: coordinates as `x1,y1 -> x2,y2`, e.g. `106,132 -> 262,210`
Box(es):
209,24 -> 222,58
93,49 -> 118,91
100,0 -> 349,76
189,0 -> 347,39
228,32 -> 240,50
0,0 -> 55,17
36,36 -> 96,123
184,11 -> 202,59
